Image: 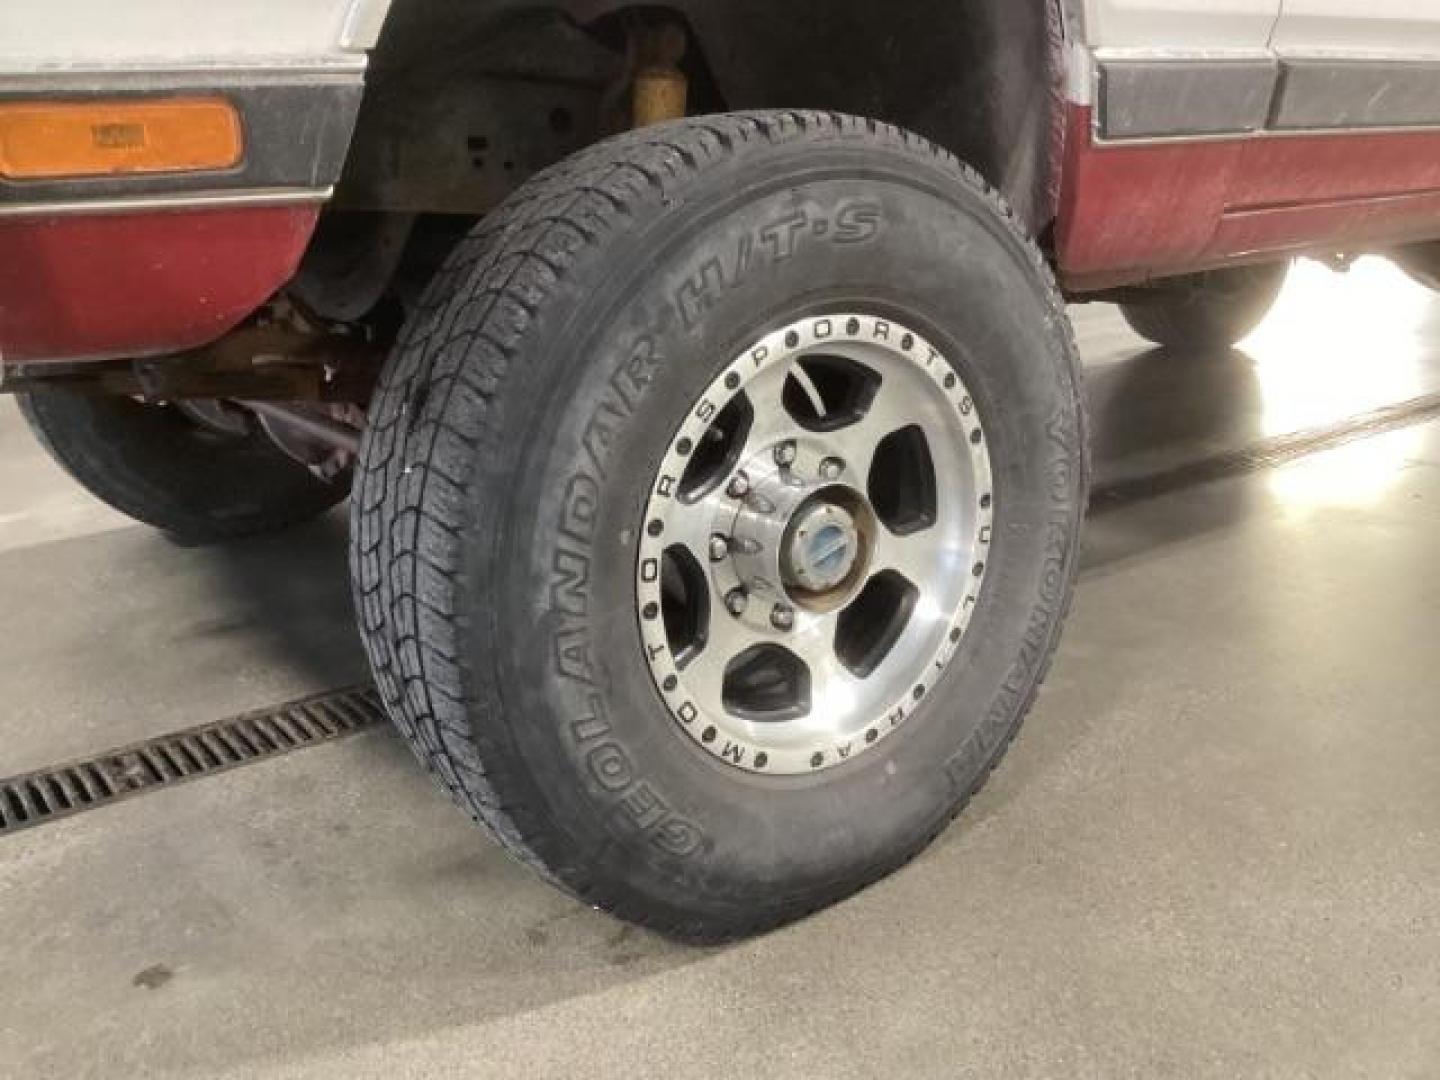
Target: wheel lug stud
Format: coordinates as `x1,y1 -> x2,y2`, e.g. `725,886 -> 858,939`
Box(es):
726,589 -> 749,616
709,534 -> 730,562
770,604 -> 795,631
820,456 -> 845,480
726,472 -> 750,499
774,441 -> 797,468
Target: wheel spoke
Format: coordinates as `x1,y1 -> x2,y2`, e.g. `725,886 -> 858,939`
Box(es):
821,373 -> 912,480
868,522 -> 951,590
758,608 -> 870,727
734,378 -> 800,466
679,611 -> 768,713
776,608 -> 832,669
794,628 -> 868,721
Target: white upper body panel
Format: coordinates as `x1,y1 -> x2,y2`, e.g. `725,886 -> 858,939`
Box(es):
8,0 -> 1440,71
0,0 -> 391,71
1083,0 -> 1282,55
1272,0 -> 1440,58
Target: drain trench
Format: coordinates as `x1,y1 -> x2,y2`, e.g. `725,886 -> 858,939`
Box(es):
0,686 -> 384,838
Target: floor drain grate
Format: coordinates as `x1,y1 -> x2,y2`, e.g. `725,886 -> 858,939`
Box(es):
0,685 -> 385,838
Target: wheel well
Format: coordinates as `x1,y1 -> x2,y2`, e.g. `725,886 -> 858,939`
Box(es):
654,0 -> 1066,235
308,0 -> 1064,318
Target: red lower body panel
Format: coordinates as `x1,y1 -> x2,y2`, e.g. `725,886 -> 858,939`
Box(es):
0,204 -> 318,363
1058,105 -> 1440,291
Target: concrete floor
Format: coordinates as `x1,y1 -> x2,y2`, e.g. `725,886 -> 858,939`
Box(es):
3,258 -> 1439,1078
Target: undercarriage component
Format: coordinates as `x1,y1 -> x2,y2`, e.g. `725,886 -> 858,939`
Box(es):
0,300 -> 382,405
241,400 -> 364,481
631,22 -> 688,127
242,401 -> 363,457
174,398 -> 251,438
1,297 -> 379,486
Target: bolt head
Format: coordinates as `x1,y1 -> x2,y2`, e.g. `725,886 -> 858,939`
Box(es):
820,456 -> 845,480
708,534 -> 729,562
774,441 -> 797,467
726,472 -> 750,499
725,589 -> 748,616
770,604 -> 795,631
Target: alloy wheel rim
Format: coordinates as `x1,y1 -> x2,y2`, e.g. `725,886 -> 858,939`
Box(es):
637,313 -> 994,774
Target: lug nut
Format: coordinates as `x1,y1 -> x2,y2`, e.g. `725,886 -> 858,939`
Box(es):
709,534 -> 730,562
726,472 -> 751,499
774,441 -> 797,467
770,604 -> 795,631
820,456 -> 845,480
726,589 -> 748,616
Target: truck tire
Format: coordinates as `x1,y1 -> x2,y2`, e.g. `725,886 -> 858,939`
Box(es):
351,112 -> 1087,940
17,391 -> 348,541
1119,262 -> 1288,350
1393,241 -> 1440,292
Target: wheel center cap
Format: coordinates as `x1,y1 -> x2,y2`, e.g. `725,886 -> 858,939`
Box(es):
784,501 -> 860,593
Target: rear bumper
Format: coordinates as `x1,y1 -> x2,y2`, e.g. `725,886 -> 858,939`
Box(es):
0,65 -> 361,363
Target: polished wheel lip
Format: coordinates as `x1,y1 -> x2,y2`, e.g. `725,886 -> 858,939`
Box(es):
636,313 -> 994,775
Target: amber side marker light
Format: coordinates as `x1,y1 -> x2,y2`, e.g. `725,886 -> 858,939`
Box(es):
0,97 -> 242,180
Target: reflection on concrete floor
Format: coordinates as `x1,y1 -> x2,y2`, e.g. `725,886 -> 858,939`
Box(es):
1084,257 -> 1440,511
1245,258 -> 1434,509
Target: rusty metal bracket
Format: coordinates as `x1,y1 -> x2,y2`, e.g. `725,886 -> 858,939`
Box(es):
0,306 -> 381,405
